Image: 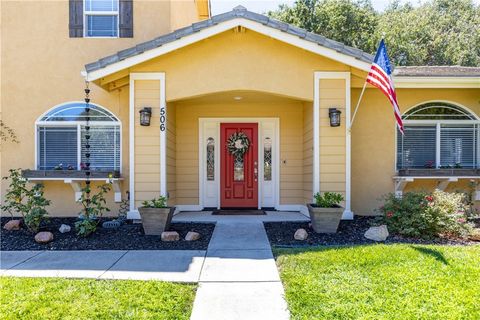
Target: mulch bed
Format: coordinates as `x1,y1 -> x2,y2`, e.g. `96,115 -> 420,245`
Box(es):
1,217 -> 215,251
264,216 -> 479,247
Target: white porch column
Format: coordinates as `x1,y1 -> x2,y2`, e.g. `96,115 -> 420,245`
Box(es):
313,72 -> 353,220
128,73 -> 166,219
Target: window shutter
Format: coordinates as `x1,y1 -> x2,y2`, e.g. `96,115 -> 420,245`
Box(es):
69,0 -> 84,38
119,0 -> 133,38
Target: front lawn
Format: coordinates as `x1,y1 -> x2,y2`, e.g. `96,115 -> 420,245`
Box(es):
275,244 -> 480,320
0,277 -> 196,320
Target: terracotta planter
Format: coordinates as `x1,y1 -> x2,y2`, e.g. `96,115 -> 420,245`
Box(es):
307,204 -> 344,233
138,207 -> 175,235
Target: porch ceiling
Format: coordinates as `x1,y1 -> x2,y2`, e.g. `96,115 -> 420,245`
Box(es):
169,90 -> 311,104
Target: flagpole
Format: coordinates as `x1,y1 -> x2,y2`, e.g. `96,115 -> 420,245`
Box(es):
350,34 -> 386,131
349,81 -> 368,131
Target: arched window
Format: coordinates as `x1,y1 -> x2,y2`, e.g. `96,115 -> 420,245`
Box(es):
397,102 -> 479,170
36,102 -> 121,172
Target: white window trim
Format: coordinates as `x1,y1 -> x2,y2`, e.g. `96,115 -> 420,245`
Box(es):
395,102 -> 480,170
83,0 -> 120,39
34,102 -> 122,173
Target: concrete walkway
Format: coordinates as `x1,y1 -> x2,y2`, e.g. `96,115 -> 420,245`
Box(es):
190,219 -> 291,320
1,250 -> 206,282
2,212 -> 304,319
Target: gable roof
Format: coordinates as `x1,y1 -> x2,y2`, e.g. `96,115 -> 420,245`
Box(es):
83,6 -> 374,81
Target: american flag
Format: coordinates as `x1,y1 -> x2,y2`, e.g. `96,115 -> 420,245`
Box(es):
366,40 -> 404,134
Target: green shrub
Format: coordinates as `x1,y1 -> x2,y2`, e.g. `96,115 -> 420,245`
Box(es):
313,192 -> 344,208
1,169 -> 51,232
75,183 -> 111,237
378,190 -> 474,239
141,196 -> 168,208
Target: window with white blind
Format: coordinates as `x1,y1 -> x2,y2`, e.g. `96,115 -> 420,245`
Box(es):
84,0 -> 119,37
36,102 -> 121,171
397,102 -> 479,169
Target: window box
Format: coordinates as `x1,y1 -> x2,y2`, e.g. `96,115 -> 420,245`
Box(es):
397,168 -> 480,177
22,169 -> 120,179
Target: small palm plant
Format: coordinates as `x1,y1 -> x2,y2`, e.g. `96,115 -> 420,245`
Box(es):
313,192 -> 344,208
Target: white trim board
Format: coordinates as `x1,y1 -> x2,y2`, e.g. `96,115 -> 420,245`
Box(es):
83,18 -> 371,81
395,77 -> 480,88
128,73 -> 166,219
314,72 -> 353,220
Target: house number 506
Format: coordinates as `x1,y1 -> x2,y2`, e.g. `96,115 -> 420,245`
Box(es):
160,107 -> 166,131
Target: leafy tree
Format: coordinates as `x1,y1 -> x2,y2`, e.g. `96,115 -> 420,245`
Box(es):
268,0 -> 480,66
270,0 -> 378,53
378,0 -> 480,66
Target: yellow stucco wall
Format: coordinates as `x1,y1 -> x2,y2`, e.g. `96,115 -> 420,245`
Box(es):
352,88 -> 480,215
130,29 -> 351,101
172,99 -> 305,205
2,2 -> 478,217
1,0 -> 202,216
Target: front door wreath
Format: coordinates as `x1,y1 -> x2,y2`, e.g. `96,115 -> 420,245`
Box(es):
227,132 -> 250,160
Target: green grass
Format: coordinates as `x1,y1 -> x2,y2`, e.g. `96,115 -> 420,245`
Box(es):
0,277 -> 196,320
275,244 -> 480,320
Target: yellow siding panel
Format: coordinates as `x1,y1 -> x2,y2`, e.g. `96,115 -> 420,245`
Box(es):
134,80 -> 162,207
318,79 -> 347,198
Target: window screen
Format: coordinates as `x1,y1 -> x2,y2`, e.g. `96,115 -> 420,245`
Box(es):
38,127 -> 78,170
397,125 -> 436,169
85,0 -> 119,37
440,124 -> 477,168
81,126 -> 120,171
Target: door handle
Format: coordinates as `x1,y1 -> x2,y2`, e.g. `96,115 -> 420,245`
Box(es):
254,161 -> 258,180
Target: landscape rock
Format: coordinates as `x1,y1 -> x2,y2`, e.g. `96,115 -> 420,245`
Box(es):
364,225 -> 389,241
34,231 -> 54,244
469,229 -> 480,241
161,231 -> 180,242
185,231 -> 201,241
294,228 -> 308,240
3,219 -> 22,231
58,224 -> 71,233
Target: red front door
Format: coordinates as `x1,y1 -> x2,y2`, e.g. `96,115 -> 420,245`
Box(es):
220,123 -> 258,208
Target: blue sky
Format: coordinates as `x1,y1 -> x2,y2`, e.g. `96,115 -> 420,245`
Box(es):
211,0 -> 480,15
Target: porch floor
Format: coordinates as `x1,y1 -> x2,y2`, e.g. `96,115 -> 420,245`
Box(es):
172,210 -> 309,223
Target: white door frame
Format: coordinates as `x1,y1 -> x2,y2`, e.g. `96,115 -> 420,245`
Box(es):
199,118 -> 280,210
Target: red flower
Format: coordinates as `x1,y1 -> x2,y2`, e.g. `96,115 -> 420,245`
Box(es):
386,211 -> 394,218
425,196 -> 434,202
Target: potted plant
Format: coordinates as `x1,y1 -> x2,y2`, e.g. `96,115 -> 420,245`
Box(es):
138,196 -> 174,235
307,192 -> 344,233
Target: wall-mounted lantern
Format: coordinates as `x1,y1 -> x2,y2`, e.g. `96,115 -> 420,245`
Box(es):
139,107 -> 152,126
329,108 -> 341,127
